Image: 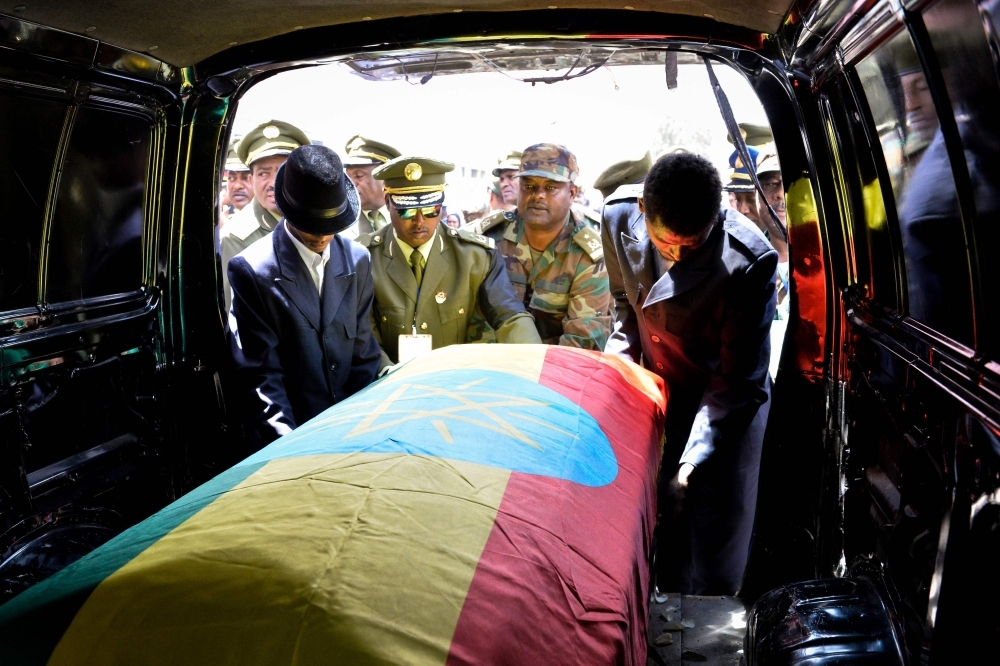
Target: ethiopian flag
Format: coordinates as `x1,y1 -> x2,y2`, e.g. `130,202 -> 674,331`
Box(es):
0,345 -> 665,665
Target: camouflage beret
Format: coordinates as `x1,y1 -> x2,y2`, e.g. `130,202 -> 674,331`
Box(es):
517,143 -> 579,183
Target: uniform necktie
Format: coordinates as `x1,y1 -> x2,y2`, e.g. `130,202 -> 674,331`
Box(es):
410,250 -> 425,287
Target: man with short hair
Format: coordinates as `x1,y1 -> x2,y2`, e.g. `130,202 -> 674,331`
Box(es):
228,144 -> 381,443
224,136 -> 253,217
723,145 -> 763,227
468,143 -> 611,350
221,120 -> 310,312
342,135 -> 401,239
487,179 -> 507,213
493,150 -> 521,212
754,149 -> 789,263
602,152 -> 777,595
359,156 -> 540,372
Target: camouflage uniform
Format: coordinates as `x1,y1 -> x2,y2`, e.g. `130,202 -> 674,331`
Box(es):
467,207 -> 611,349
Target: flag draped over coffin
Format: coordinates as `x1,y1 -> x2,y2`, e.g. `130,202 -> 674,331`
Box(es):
0,345 -> 666,665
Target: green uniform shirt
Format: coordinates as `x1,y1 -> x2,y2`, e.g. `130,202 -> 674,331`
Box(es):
220,198 -> 280,313
359,224 -> 541,370
467,208 -> 612,349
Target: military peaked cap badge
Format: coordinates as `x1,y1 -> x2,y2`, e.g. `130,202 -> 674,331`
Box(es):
404,162 -> 423,181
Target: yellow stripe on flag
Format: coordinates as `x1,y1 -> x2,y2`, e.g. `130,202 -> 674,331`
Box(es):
381,343 -> 548,385
49,453 -> 509,666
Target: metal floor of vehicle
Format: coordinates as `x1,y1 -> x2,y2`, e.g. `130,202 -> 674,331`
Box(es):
648,593 -> 747,666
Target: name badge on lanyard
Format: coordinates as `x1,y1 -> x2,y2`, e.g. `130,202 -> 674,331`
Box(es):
399,324 -> 432,364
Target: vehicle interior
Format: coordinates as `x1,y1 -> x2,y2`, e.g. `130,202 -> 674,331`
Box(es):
0,1 -> 998,664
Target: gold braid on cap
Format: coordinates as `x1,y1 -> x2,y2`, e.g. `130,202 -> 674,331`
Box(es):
382,184 -> 447,194
247,140 -> 301,163
350,150 -> 390,163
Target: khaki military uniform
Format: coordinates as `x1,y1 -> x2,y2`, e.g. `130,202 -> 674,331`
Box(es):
220,199 -> 281,313
359,224 -> 540,370
466,208 -> 612,349
341,206 -> 390,240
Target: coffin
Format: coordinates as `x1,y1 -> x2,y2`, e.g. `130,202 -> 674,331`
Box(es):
0,345 -> 665,666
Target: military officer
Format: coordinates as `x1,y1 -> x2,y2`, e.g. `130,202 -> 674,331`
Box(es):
220,120 -> 310,312
593,151 -> 652,201
359,156 -> 540,371
222,136 -> 253,221
467,143 -> 612,350
342,135 -> 401,239
492,149 -> 521,211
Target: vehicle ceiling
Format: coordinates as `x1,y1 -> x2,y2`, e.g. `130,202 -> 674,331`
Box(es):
4,1 -> 793,67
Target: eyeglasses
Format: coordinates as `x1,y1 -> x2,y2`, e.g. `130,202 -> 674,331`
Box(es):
395,205 -> 442,220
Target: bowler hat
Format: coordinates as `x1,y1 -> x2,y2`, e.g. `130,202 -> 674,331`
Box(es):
274,145 -> 359,235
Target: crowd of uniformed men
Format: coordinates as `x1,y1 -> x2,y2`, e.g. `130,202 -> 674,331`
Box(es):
219,118 -> 784,597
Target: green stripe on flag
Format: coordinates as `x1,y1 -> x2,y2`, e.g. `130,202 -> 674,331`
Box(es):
0,461 -> 265,665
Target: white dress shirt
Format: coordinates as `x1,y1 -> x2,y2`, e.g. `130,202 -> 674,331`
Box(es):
284,223 -> 331,294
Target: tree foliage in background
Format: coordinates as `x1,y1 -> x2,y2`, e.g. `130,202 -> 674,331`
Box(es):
651,116 -> 717,158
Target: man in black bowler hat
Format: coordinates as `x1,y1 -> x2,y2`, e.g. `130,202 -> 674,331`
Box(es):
228,144 -> 381,442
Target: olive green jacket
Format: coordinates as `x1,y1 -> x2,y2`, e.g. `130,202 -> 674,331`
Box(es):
359,224 -> 541,370
220,199 -> 280,313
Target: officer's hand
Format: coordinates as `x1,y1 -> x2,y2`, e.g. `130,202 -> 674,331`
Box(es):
666,463 -> 696,518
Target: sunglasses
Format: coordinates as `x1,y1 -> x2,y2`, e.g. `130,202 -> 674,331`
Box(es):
395,205 -> 442,220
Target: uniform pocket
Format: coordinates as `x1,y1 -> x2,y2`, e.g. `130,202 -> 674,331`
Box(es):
378,305 -> 410,333
530,278 -> 571,313
438,301 -> 467,324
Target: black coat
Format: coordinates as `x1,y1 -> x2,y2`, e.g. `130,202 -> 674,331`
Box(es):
602,187 -> 777,593
602,192 -> 776,468
228,222 -> 381,441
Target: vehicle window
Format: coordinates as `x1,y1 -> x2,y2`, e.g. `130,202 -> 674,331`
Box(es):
922,0 -> 1000,351
0,91 -> 66,312
827,79 -> 901,312
45,105 -> 149,304
855,30 -> 975,345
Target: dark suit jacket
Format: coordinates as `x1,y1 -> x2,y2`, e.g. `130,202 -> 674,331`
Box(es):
602,189 -> 777,470
228,222 -> 381,441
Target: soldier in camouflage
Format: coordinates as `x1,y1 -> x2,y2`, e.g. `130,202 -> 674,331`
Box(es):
465,143 -> 611,349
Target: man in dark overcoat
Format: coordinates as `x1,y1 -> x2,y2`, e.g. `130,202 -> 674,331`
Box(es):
229,144 -> 381,442
602,152 -> 777,595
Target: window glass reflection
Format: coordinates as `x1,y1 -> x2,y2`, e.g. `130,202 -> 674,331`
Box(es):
923,0 -> 1000,350
0,93 -> 65,312
46,106 -> 150,303
856,31 -> 975,345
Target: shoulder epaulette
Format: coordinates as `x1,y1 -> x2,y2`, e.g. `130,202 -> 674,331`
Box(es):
468,209 -> 514,236
225,210 -> 263,241
572,226 -> 604,262
723,209 -> 773,258
572,204 -> 602,228
356,232 -> 375,248
452,227 -> 496,249
603,183 -> 644,205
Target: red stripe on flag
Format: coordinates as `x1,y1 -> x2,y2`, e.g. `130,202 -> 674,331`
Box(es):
446,349 -> 663,666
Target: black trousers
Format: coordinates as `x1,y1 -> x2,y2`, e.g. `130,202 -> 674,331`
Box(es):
655,379 -> 771,595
